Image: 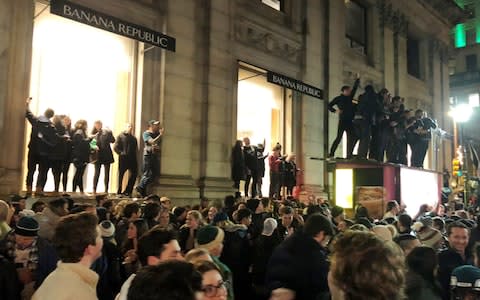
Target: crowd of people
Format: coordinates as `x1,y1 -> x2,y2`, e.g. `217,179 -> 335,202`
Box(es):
231,138 -> 299,200
328,76 -> 437,168
24,98 -> 164,197
2,191 -> 480,299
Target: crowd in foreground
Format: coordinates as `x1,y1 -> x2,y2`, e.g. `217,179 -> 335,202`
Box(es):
1,193 -> 480,300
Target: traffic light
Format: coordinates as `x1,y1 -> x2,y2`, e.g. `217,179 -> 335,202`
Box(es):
452,158 -> 462,177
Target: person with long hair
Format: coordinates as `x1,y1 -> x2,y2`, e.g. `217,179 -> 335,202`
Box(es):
122,219 -> 148,276
71,120 -> 90,193
179,210 -> 204,253
405,246 -> 442,300
328,231 -> 406,300
231,140 -> 245,196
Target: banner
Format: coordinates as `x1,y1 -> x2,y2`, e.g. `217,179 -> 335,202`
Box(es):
267,71 -> 323,99
50,0 -> 176,52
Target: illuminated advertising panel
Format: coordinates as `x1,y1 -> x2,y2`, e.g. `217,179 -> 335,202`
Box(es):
400,168 -> 439,216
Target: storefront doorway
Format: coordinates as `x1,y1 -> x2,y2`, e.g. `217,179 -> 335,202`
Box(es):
236,62 -> 292,197
24,2 -> 137,193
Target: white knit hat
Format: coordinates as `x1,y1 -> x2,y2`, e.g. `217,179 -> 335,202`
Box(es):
262,218 -> 278,236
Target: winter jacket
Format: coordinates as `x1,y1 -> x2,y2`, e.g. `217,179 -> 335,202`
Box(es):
231,146 -> 246,182
437,248 -> 473,300
266,231 -> 329,300
94,129 -> 115,164
72,129 -> 90,166
0,255 -> 21,300
26,109 -> 58,156
32,262 -> 99,300
405,271 -> 442,300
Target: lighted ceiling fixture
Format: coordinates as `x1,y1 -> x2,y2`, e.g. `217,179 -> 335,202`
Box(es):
448,103 -> 473,123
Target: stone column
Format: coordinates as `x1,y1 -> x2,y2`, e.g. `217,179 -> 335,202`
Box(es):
0,0 -> 34,196
301,0 -> 326,192
151,0 -> 199,202
196,0 -> 236,200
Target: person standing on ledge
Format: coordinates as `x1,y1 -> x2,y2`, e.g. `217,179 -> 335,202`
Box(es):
135,120 -> 164,197
114,123 -> 138,197
327,75 -> 360,159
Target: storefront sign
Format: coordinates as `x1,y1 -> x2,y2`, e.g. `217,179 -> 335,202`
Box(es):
267,71 -> 323,99
50,0 -> 176,52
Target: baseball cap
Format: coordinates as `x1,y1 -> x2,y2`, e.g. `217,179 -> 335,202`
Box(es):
148,120 -> 160,126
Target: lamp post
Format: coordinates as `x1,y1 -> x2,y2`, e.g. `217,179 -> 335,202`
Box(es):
448,103 -> 472,206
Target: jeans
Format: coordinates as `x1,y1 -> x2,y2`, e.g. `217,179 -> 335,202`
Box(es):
138,155 -> 160,191
118,156 -> 138,195
26,150 -> 40,189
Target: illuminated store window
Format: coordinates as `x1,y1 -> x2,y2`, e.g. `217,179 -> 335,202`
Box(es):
335,169 -> 353,209
454,24 -> 467,48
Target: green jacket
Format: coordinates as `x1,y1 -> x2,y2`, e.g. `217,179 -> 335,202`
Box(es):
212,255 -> 234,300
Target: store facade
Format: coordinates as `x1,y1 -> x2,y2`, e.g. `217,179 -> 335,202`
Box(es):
0,0 -> 462,204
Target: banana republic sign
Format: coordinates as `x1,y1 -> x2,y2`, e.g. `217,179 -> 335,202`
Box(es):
50,0 -> 176,52
267,71 -> 323,99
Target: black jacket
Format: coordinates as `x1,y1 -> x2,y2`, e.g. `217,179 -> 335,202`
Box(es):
231,146 -> 246,181
114,132 -> 138,159
94,129 -> 115,164
72,129 -> 90,165
357,89 -> 380,123
26,109 -> 58,156
244,145 -> 259,173
327,78 -> 360,121
0,256 -> 21,300
437,248 -> 473,300
266,231 -> 329,300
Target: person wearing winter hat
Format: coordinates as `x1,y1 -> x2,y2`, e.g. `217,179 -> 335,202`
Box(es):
195,225 -> 234,300
252,218 -> 281,298
1,216 -> 58,296
246,198 -> 266,240
412,217 -> 445,251
330,206 -> 345,226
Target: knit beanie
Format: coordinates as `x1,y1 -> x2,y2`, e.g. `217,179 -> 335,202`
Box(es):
262,218 -> 278,236
15,217 -> 39,237
246,199 -> 260,213
195,225 -> 224,252
212,212 -> 229,225
416,226 -> 443,249
331,206 -> 344,219
99,220 -> 115,238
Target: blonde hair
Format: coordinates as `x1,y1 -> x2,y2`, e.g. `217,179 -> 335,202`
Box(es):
114,200 -> 131,219
187,210 -> 204,225
330,231 -> 405,300
0,200 -> 9,222
185,248 -> 211,264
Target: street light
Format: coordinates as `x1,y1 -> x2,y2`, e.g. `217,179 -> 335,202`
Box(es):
448,103 -> 473,123
449,103 -> 473,206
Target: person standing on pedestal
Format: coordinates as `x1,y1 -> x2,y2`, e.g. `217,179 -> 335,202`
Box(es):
231,140 -> 245,197
410,110 -> 436,168
243,137 -> 259,198
25,98 -> 57,195
135,120 -> 164,197
327,76 -> 360,159
91,121 -> 115,194
114,123 -> 138,197
269,145 -> 283,199
354,85 -> 380,159
72,120 -> 90,193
